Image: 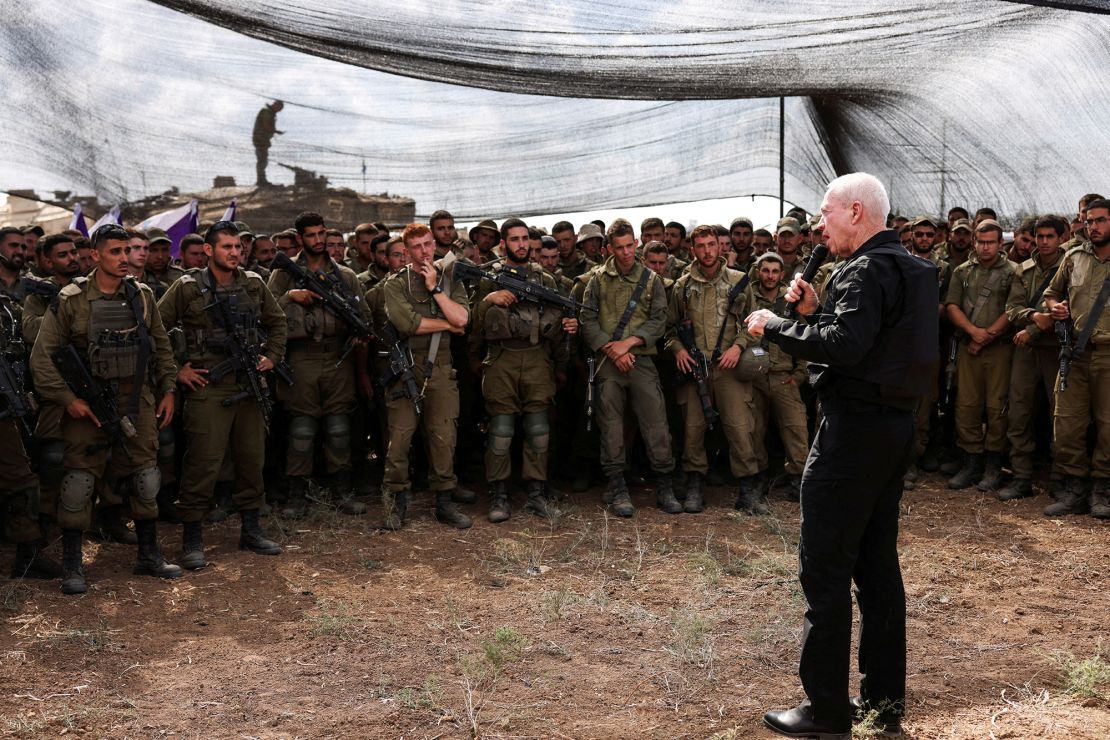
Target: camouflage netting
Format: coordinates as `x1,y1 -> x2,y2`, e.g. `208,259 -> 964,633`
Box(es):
2,0 -> 1107,219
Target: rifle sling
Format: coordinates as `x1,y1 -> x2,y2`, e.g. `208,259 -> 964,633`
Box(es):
963,265 -> 1007,328
610,267 -> 651,343
1027,266 -> 1059,309
424,268 -> 451,378
711,274 -> 749,359
124,280 -> 150,418
1072,271 -> 1110,356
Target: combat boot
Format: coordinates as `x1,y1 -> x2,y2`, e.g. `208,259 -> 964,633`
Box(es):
1048,476 -> 1066,500
10,541 -> 62,580
239,509 -> 282,554
180,521 -> 207,570
279,476 -> 309,519
381,490 -> 408,530
451,486 -> 477,504
947,453 -> 984,490
735,475 -> 770,515
1043,476 -> 1088,517
435,490 -> 473,529
655,473 -> 682,514
91,505 -> 137,545
207,480 -> 234,523
998,477 -> 1034,502
784,474 -> 802,502
133,519 -> 183,580
332,473 -> 367,515
903,464 -> 918,491
487,481 -> 511,523
523,481 -> 560,519
917,446 -> 940,472
975,452 -> 1006,492
684,472 -> 705,513
60,529 -> 86,595
606,475 -> 634,517
1089,480 -> 1110,519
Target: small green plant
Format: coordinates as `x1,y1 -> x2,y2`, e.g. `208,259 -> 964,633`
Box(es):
0,582 -> 30,613
395,677 -> 442,711
1051,647 -> 1110,699
483,626 -> 527,672
306,600 -> 365,640
540,587 -> 575,623
64,616 -> 119,653
687,551 -> 723,587
668,612 -> 715,669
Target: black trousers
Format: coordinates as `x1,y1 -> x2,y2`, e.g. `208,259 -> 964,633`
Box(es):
797,403 -> 912,728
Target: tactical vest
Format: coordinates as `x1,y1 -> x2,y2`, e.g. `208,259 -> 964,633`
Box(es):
185,277 -> 261,360
831,244 -> 939,404
483,265 -> 563,345
678,265 -> 742,355
284,264 -> 357,343
86,292 -> 144,381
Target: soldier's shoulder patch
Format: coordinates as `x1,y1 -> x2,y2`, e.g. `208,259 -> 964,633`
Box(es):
1064,243 -> 1090,261
242,269 -> 263,282
59,278 -> 87,298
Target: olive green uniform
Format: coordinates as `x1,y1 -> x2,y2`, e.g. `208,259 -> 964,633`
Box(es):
580,258 -> 673,478
1044,243 -> 1110,479
22,278 -> 66,517
1004,250 -> 1064,479
749,285 -> 811,476
157,267 -> 287,522
666,262 -> 760,478
557,251 -> 595,282
471,261 -> 567,483
945,256 -> 1019,455
29,272 -> 177,530
380,266 -> 470,494
144,266 -> 185,300
268,254 -> 369,478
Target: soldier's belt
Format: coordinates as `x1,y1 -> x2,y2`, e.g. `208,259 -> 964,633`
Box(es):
288,337 -> 343,355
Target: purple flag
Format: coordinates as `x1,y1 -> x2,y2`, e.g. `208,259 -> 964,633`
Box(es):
220,199 -> 236,224
139,200 -> 198,259
89,205 -> 122,234
69,204 -> 90,237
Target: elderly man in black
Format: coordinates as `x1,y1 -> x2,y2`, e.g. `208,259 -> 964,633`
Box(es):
747,172 -> 938,739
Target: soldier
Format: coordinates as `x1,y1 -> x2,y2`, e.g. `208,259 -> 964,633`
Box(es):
158,221 -> 286,568
0,227 -> 28,302
749,253 -> 811,500
252,234 -> 277,271
944,220 -> 1019,490
1008,218 -> 1036,263
936,218 -> 974,268
752,229 -> 774,258
346,223 -> 379,274
0,290 -> 60,580
356,233 -> 392,291
125,229 -> 149,280
468,220 -> 501,264
575,223 -> 605,265
29,224 -> 181,594
729,218 -> 755,273
428,211 -> 461,261
324,229 -> 347,264
273,231 -> 299,260
580,220 -> 675,517
999,215 -> 1067,501
252,100 -> 284,186
23,235 -> 82,540
667,225 -> 765,513
1043,198 -> 1110,517
267,211 -> 371,517
470,219 -> 575,522
774,218 -> 807,282
537,236 -> 573,294
553,221 -> 591,282
180,234 -> 209,270
144,228 -> 185,299
664,221 -> 689,263
947,206 -> 970,227
379,223 -> 470,529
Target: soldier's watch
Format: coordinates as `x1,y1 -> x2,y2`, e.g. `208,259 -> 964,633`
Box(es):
430,285 -> 444,296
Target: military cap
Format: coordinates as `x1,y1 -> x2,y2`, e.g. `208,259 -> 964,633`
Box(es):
232,220 -> 254,237
776,217 -> 801,236
756,252 -> 785,267
951,218 -> 973,233
22,224 -> 45,237
146,227 -> 171,245
911,216 -> 939,230
730,217 -> 753,231
540,235 -> 558,250
468,219 -> 499,242
975,218 -> 1003,233
576,223 -> 604,245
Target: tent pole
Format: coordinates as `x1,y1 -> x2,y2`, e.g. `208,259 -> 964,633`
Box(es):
779,97 -> 785,218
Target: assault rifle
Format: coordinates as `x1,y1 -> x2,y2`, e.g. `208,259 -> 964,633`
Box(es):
585,355 -> 596,432
0,352 -> 36,434
1056,319 -> 1074,392
51,344 -> 136,452
205,293 -> 295,430
375,319 -> 422,415
675,318 -> 719,429
943,335 -> 958,405
23,277 -> 60,302
453,261 -> 597,319
271,251 -> 373,367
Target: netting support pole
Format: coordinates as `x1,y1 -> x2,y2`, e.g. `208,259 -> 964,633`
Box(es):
779,97 -> 785,218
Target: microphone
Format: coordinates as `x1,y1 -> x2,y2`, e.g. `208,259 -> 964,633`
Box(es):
786,244 -> 829,310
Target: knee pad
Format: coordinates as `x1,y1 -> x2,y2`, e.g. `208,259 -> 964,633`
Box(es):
522,411 -> 550,454
157,426 -> 175,464
132,467 -> 162,506
487,413 -> 515,457
289,415 -> 318,455
323,414 -> 351,452
60,471 -> 96,514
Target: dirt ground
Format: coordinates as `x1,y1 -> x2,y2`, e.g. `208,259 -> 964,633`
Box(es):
2,472 -> 1109,739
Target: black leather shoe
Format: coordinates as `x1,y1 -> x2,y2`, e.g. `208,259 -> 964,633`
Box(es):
763,705 -> 851,739
849,696 -> 903,737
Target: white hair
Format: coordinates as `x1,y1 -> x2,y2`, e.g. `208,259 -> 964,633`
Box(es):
825,172 -> 890,225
